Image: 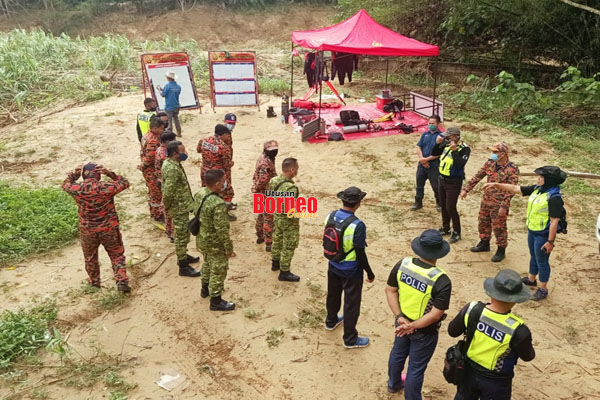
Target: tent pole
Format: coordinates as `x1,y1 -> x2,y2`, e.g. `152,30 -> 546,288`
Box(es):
318,52 -> 323,120
432,62 -> 438,116
290,42 -> 294,101
385,58 -> 389,89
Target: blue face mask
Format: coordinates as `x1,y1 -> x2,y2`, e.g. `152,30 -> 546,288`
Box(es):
428,124 -> 437,132
490,153 -> 499,162
179,153 -> 188,162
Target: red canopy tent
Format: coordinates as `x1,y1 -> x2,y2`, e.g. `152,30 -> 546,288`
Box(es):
289,9 -> 440,114
291,9 -> 439,57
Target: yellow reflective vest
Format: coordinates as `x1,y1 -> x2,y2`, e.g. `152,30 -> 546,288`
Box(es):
464,301 -> 524,371
396,257 -> 446,321
439,143 -> 467,177
137,110 -> 155,136
526,188 -> 552,231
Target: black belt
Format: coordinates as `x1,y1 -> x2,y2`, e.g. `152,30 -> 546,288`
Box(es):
439,174 -> 463,181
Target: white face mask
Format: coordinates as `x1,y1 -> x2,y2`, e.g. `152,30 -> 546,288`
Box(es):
225,123 -> 235,132
223,181 -> 228,190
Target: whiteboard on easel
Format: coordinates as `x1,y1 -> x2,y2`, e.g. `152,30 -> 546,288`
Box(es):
209,51 -> 259,109
141,53 -> 200,110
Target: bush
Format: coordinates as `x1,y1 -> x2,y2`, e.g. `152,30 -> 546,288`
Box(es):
0,181 -> 79,265
0,303 -> 58,369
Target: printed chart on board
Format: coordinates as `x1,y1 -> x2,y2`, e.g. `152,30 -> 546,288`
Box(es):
141,52 -> 200,110
208,51 -> 259,110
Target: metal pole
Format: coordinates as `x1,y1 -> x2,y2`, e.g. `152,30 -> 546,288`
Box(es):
385,58 -> 389,89
432,62 -> 438,116
290,42 -> 294,101
318,52 -> 323,120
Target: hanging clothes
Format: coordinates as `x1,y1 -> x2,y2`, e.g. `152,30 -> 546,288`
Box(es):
331,52 -> 359,85
304,52 -> 316,88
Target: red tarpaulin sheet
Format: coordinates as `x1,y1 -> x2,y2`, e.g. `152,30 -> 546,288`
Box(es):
291,9 -> 439,57
289,104 -> 437,143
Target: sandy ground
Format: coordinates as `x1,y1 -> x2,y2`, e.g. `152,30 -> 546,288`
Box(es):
1,92 -> 600,400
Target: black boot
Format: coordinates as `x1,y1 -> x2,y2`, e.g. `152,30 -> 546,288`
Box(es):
271,259 -> 280,271
410,198 -> 423,211
491,246 -> 506,262
228,212 -> 237,221
278,270 -> 300,282
210,295 -> 235,311
470,240 -> 490,252
185,254 -> 200,264
178,259 -> 201,277
256,238 -> 265,244
201,282 -> 209,298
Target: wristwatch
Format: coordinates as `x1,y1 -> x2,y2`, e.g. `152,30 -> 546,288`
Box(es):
395,313 -> 403,320
547,239 -> 555,245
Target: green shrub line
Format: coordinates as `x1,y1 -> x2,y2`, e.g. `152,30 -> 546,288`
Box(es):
0,181 -> 79,266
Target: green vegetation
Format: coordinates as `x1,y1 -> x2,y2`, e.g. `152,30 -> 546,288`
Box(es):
446,69 -> 600,172
0,303 -> 58,369
288,281 -> 327,330
266,328 -> 284,348
0,182 -> 78,266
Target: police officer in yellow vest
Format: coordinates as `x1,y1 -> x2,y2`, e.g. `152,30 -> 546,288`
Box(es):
136,97 -> 157,142
431,127 -> 471,244
324,187 -> 375,349
385,229 -> 452,398
448,269 -> 535,399
484,166 -> 567,301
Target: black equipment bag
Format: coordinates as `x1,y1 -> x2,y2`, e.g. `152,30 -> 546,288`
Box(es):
323,212 -> 358,262
339,110 -> 361,126
188,192 -> 218,236
443,302 -> 485,385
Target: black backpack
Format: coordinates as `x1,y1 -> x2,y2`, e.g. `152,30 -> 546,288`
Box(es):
550,192 -> 568,234
323,212 -> 358,262
339,110 -> 361,126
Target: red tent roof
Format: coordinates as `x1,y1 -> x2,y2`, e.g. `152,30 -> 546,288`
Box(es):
291,9 -> 439,57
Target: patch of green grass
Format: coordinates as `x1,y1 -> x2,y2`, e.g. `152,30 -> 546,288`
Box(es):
109,391 -> 128,400
0,140 -> 6,154
0,303 -> 58,369
289,281 -> 327,330
562,180 -> 600,195
266,328 -> 284,348
0,181 -> 78,266
95,288 -> 127,311
31,388 -> 50,399
258,77 -> 289,95
244,308 -> 261,320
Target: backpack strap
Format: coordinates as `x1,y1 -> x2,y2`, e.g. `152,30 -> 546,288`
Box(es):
273,179 -> 298,197
336,212 -> 359,260
194,192 -> 218,220
465,302 -> 486,352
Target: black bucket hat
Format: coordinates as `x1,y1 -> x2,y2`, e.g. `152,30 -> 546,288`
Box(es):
484,269 -> 531,303
534,165 -> 567,185
411,229 -> 450,260
337,186 -> 367,203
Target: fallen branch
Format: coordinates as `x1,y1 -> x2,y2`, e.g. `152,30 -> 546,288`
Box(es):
139,251 -> 175,278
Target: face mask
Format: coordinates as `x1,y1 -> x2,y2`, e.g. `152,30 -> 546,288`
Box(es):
179,153 -> 188,162
225,123 -> 235,131
223,181 -> 228,190
428,124 -> 437,132
265,149 -> 278,159
490,153 -> 499,162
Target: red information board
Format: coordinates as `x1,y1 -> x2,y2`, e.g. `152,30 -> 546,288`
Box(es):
208,51 -> 260,111
141,52 -> 201,110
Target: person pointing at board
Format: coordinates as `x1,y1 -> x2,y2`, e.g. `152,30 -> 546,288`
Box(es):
157,71 -> 182,137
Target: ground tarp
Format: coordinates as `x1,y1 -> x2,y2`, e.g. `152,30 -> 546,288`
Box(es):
291,9 -> 439,57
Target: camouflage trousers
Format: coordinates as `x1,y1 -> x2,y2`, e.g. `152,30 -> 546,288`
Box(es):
201,250 -> 229,297
171,212 -> 190,261
255,212 -> 274,245
478,202 -> 509,247
80,227 -> 128,286
142,166 -> 164,219
271,216 -> 300,271
164,212 -> 174,239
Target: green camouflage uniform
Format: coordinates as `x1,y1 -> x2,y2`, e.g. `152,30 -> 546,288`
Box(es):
194,187 -> 233,297
269,174 -> 300,272
161,159 -> 194,261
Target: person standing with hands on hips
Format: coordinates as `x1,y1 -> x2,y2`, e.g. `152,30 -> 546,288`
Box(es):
157,71 -> 182,137
431,127 -> 471,244
483,166 -> 567,301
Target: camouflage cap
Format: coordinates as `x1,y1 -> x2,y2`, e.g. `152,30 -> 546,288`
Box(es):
441,126 -> 461,137
264,140 -> 278,150
489,142 -> 509,153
